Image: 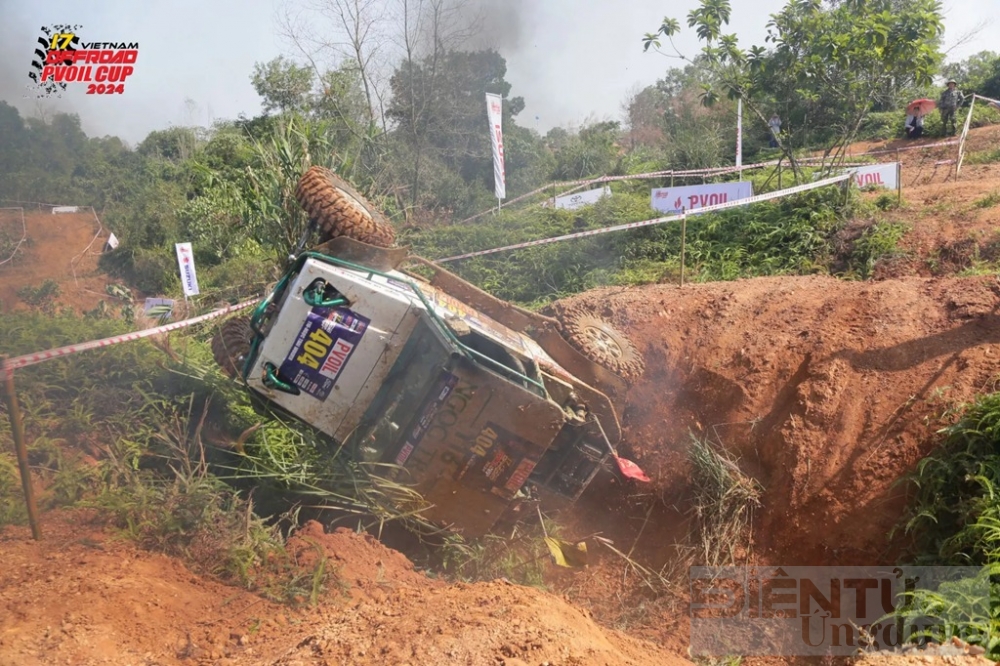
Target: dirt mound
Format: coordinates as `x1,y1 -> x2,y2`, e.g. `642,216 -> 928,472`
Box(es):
269,579 -> 687,666
0,208 -> 111,314
0,512 -> 686,665
559,274 -> 1000,566
286,520 -> 433,592
856,653 -> 995,666
0,510 -> 285,665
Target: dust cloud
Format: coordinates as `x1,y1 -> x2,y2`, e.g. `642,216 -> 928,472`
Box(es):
455,0 -> 530,51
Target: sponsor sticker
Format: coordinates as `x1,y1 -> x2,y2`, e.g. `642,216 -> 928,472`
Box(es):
394,371 -> 459,465
279,306 -> 370,400
455,421 -> 539,500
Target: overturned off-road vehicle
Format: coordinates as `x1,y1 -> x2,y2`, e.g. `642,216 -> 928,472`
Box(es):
213,166 -> 646,536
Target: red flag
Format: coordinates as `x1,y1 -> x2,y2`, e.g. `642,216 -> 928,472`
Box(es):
614,455 -> 651,483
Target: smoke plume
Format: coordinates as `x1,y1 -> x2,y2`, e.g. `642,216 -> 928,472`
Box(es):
456,0 -> 530,51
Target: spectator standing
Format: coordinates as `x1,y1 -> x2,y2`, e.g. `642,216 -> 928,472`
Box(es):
768,114 -> 782,148
938,80 -> 964,136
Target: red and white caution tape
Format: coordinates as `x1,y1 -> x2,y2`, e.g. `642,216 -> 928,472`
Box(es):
439,174 -> 851,262
2,297 -> 260,375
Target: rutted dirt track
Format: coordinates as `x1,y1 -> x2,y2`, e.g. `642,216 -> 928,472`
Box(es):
0,208 -> 110,314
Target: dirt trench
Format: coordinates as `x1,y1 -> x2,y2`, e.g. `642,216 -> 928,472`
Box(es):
558,273 -> 1000,568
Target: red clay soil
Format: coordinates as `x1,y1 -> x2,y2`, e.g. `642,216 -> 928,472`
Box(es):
558,273 -> 1000,570
848,125 -> 1000,278
855,653 -> 996,666
0,512 -> 686,666
0,208 -> 112,314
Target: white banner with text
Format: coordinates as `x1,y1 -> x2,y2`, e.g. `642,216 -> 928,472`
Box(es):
846,162 -> 898,190
651,181 -> 754,213
555,186 -> 611,210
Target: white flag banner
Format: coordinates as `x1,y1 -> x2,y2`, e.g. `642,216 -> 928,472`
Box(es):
736,98 -> 743,171
175,242 -> 200,297
105,232 -> 120,250
486,93 -> 506,200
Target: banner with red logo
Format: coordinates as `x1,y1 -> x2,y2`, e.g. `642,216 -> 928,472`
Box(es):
845,162 -> 898,189
486,93 -> 506,200
651,182 -> 754,213
174,242 -> 200,297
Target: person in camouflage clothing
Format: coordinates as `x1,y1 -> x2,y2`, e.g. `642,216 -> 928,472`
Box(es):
939,80 -> 964,136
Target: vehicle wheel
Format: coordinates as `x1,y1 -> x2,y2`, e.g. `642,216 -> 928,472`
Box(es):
212,317 -> 253,378
295,166 -> 396,248
560,309 -> 645,380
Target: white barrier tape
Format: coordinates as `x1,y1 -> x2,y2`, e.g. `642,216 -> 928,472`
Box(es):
860,139 -> 958,156
538,159 -> 873,208
0,199 -> 75,208
439,174 -> 851,262
2,297 -> 261,374
468,128 -> 970,225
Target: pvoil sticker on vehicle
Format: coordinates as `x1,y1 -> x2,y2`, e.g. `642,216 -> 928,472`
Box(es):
279,306 -> 371,400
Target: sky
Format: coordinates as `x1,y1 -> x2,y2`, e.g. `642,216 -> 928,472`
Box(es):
0,0 -> 996,145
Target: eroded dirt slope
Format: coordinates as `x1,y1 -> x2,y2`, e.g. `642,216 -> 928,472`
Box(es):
0,512 -> 687,666
561,274 -> 1000,566
0,208 -> 111,314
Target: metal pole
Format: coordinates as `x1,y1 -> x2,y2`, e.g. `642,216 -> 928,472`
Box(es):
897,161 -> 902,206
679,211 -> 687,288
0,358 -> 41,540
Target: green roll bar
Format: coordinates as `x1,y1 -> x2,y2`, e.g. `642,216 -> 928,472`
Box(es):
242,251 -> 546,396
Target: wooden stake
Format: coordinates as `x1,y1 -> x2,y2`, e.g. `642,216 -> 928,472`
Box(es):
897,161 -> 902,206
0,358 -> 41,540
679,211 -> 687,288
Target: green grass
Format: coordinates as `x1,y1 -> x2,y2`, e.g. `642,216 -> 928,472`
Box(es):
849,220 -> 910,279
964,149 -> 1000,166
436,521 -> 556,588
688,433 -> 762,567
974,190 -> 1000,209
894,390 -> 1000,658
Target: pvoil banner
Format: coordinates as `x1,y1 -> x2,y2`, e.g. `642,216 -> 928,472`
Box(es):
651,182 -> 754,213
174,242 -> 200,297
486,93 -> 506,200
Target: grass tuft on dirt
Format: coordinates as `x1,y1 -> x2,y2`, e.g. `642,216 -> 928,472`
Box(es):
688,434 -> 762,567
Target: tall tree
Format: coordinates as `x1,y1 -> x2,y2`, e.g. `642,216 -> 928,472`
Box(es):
644,0 -> 945,179
387,49 -> 522,203
251,57 -> 315,114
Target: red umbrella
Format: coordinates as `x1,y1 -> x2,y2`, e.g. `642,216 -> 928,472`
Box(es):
906,98 -> 936,116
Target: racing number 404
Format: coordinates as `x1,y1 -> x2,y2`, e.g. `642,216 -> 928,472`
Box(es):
296,328 -> 335,370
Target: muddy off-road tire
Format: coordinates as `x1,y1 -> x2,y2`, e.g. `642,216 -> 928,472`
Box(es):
212,317 -> 253,378
295,166 -> 396,248
561,310 -> 645,380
